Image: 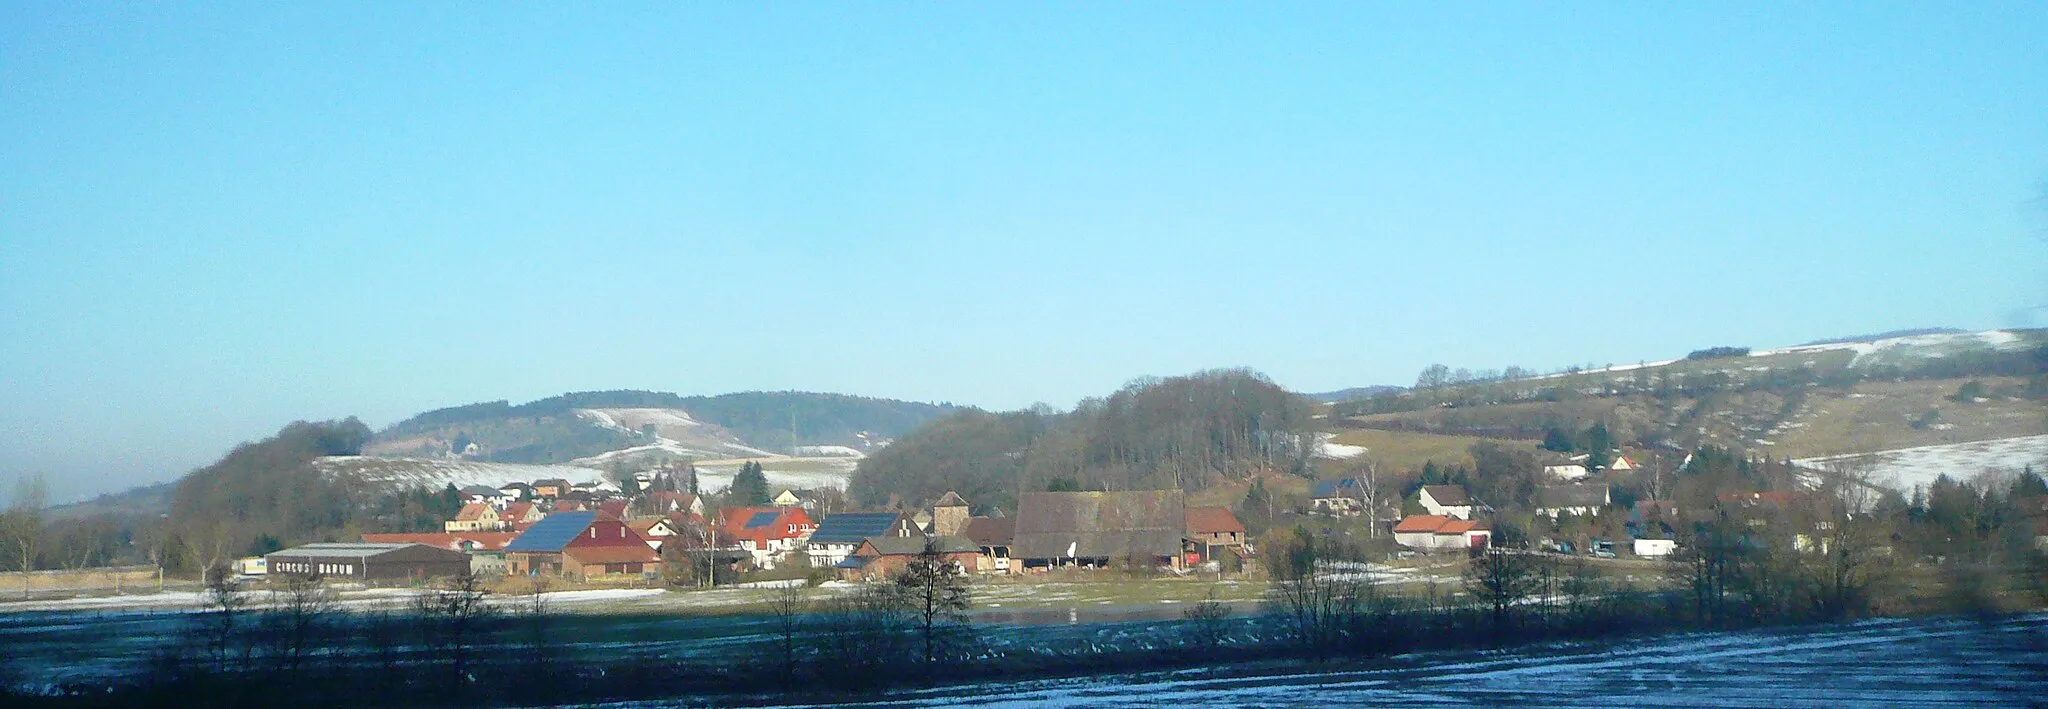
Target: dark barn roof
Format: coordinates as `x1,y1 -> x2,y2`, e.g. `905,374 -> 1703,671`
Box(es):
505,511 -> 597,552
808,512 -> 912,545
1012,490 -> 1185,561
961,516 -> 1016,547
1538,484 -> 1611,509
863,535 -> 979,556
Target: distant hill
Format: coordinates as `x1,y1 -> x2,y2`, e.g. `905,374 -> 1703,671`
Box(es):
1327,328 -> 2048,461
1303,385 -> 1403,403
368,390 -> 960,466
1800,328 -> 1965,347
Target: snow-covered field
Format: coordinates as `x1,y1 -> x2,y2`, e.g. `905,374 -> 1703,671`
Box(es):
692,457 -> 860,494
313,456 -> 607,490
1755,329 -> 2031,368
1793,434 -> 2048,491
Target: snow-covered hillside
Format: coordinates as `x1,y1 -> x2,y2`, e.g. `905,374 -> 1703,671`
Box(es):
1756,329 -> 2031,368
1792,434 -> 2048,492
312,456 -> 608,491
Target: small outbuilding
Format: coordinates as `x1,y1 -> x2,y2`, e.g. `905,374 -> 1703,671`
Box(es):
265,543 -> 471,583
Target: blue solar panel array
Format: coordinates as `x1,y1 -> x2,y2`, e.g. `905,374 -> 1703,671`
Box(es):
807,512 -> 904,544
505,511 -> 597,552
743,510 -> 781,529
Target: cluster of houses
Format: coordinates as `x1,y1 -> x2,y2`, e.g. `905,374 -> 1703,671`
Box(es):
253,476 -> 1256,585
1307,452 -> 1688,557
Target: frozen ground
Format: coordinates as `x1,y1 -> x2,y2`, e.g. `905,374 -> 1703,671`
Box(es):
767,614 -> 2048,708
1793,434 -> 2048,491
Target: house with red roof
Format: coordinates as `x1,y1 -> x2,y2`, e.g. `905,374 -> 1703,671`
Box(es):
1392,515 -> 1491,551
716,506 -> 817,569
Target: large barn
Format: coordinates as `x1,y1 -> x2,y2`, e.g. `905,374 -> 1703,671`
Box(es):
1012,490 -> 1187,571
265,543 -> 472,583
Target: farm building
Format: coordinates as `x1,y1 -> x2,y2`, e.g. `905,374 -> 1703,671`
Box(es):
1013,490 -> 1187,571
361,532 -> 518,576
265,543 -> 471,583
930,491 -> 971,536
836,535 -> 979,581
1391,515 -> 1491,551
805,511 -> 922,569
960,515 -> 1016,573
505,511 -> 661,579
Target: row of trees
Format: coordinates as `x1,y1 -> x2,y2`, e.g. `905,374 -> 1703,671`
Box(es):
850,369 -> 1316,511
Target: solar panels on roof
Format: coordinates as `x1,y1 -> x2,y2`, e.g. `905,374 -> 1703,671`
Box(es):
505,511 -> 596,552
807,512 -> 907,544
743,510 -> 780,529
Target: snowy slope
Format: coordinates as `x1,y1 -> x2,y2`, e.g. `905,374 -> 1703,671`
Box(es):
311,456 -> 608,491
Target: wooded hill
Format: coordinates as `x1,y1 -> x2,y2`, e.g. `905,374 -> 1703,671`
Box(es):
847,368 -> 1316,513
371,390 -> 961,463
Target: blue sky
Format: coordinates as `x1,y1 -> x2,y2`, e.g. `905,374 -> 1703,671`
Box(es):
4,3 -> 2045,501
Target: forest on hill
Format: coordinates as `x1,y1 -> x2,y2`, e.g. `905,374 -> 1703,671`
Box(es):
847,368 -> 1316,513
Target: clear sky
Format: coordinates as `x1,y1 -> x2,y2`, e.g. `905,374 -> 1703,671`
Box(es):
4,3 -> 2046,502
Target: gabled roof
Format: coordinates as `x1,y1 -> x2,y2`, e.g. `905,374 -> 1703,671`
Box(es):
861,535 -> 979,556
1436,519 -> 1488,535
362,532 -> 518,551
563,544 -> 660,565
460,485 -> 501,496
454,502 -> 495,522
1012,490 -> 1184,560
625,518 -> 675,536
1313,479 -> 1364,499
1420,485 -> 1471,506
265,543 -> 436,560
1538,484 -> 1611,509
809,512 -> 914,545
1393,515 -> 1450,534
1184,507 -> 1245,535
933,491 -> 968,508
506,511 -> 598,552
961,516 -> 1015,547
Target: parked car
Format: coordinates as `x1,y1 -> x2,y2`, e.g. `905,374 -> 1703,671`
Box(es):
1588,539 -> 1616,558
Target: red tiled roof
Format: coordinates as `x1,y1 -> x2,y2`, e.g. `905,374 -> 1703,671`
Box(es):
454,503 -> 494,522
1393,515 -> 1450,534
1184,507 -> 1246,535
1436,519 -> 1485,535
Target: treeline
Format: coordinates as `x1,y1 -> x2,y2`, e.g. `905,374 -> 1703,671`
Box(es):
849,369 -> 1314,512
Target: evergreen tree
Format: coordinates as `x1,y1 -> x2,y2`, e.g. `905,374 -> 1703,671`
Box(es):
1241,478 -> 1272,533
1540,427 -> 1578,453
731,461 -> 771,505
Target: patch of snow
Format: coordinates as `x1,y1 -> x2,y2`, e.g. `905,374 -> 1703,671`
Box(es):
1313,432 -> 1367,460
1793,434 -> 2048,492
537,589 -> 666,604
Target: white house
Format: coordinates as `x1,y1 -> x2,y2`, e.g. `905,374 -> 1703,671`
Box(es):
1418,485 -> 1475,520
1632,539 -> 1676,557
1543,464 -> 1590,481
1610,455 -> 1638,472
1392,515 -> 1491,551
